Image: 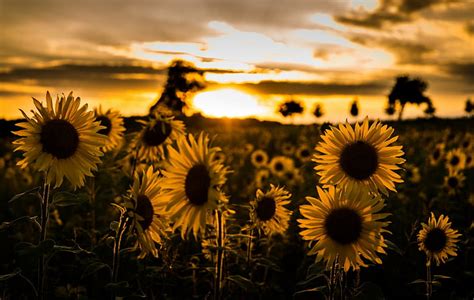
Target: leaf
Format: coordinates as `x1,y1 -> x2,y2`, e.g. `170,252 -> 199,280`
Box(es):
51,192 -> 85,207
293,286 -> 326,297
408,279 -> 426,285
296,274 -> 326,287
82,262 -> 110,279
0,269 -> 21,281
385,240 -> 403,256
433,275 -> 452,280
226,275 -> 257,292
254,257 -> 282,272
38,239 -> 56,254
0,216 -> 40,231
9,187 -> 40,203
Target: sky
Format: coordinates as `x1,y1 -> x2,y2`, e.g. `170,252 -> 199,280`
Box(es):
1,0 -> 473,123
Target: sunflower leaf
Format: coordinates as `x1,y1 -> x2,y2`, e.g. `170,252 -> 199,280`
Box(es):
0,268 -> 21,281
82,262 -> 111,279
226,275 -> 257,292
8,187 -> 40,203
51,192 -> 86,207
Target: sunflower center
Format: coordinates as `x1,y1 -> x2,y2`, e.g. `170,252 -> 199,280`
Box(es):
275,162 -> 284,171
256,196 -> 276,221
324,207 -> 363,245
185,164 -> 211,206
424,228 -> 447,252
406,169 -> 413,178
447,177 -> 458,188
135,194 -> 154,230
96,116 -> 112,136
340,141 -> 378,180
256,155 -> 263,162
450,156 -> 459,166
433,149 -> 440,160
300,149 -> 310,157
40,119 -> 79,159
143,121 -> 172,146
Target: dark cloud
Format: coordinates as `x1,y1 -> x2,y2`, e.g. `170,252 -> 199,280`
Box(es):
335,0 -> 459,29
220,80 -> 389,96
466,22 -> 474,35
443,62 -> 474,84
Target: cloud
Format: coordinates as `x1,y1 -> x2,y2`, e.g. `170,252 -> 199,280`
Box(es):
335,0 -> 459,29
443,62 -> 474,84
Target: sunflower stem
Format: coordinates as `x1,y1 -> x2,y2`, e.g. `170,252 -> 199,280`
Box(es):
38,179 -> 50,300
130,147 -> 140,179
111,211 -> 129,291
214,209 -> 225,300
328,256 -> 339,300
247,227 -> 254,269
89,177 -> 97,246
426,260 -> 432,300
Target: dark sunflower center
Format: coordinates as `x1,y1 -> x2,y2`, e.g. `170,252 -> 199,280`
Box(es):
301,149 -> 310,157
185,164 -> 211,206
433,149 -> 440,160
256,196 -> 276,221
447,177 -> 458,188
143,121 -> 172,146
275,162 -> 284,171
406,169 -> 413,178
450,156 -> 460,166
135,194 -> 154,230
340,141 -> 378,180
466,156 -> 472,165
286,172 -> 294,180
40,119 -> 79,159
324,207 -> 363,245
424,228 -> 447,252
256,155 -> 263,162
96,116 -> 112,136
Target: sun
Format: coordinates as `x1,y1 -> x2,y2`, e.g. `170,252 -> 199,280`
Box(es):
192,88 -> 266,118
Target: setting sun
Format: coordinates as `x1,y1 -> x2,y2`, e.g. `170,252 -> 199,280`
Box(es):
192,88 -> 267,118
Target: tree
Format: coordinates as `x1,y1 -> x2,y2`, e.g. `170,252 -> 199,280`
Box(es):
385,104 -> 395,117
350,98 -> 359,117
465,98 -> 473,115
278,99 -> 304,118
313,103 -> 324,118
149,60 -> 205,114
387,75 -> 434,121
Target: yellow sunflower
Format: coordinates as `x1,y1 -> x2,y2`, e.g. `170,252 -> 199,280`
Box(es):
250,149 -> 269,168
298,186 -> 391,272
417,212 -> 461,266
269,156 -> 294,177
445,148 -> 466,172
254,168 -> 270,188
314,117 -> 405,195
443,169 -> 465,196
281,142 -> 295,156
250,184 -> 292,236
94,106 -> 125,152
429,143 -> 445,166
131,109 -> 185,163
14,91 -> 105,189
160,133 -> 229,239
126,166 -> 168,258
404,164 -> 421,184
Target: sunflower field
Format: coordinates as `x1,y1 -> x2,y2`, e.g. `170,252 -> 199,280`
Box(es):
0,92 -> 473,299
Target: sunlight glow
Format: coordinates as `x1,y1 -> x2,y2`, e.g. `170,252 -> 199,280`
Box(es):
192,89 -> 267,118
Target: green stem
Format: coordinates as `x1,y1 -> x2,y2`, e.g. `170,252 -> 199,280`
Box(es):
38,180 -> 50,300
247,227 -> 253,269
426,260 -> 432,300
214,209 -> 225,300
111,212 -> 129,285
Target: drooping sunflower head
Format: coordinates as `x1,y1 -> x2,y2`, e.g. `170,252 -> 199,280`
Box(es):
444,169 -> 465,195
131,109 -> 186,163
160,132 -> 229,239
127,166 -> 168,258
94,106 -> 125,152
13,91 -> 105,189
314,117 -> 405,195
417,212 -> 461,266
251,149 -> 269,168
298,185 -> 391,272
445,148 -> 466,172
250,184 -> 292,236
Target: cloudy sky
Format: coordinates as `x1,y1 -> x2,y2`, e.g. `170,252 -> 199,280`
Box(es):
1,0 -> 473,122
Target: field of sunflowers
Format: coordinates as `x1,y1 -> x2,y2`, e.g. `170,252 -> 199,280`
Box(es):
0,92 -> 473,299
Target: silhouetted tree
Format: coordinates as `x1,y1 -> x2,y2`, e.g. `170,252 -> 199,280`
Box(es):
313,103 -> 324,118
278,99 -> 304,118
387,75 -> 434,121
350,98 -> 359,117
424,102 -> 436,117
465,98 -> 473,115
385,104 -> 395,117
149,60 -> 205,114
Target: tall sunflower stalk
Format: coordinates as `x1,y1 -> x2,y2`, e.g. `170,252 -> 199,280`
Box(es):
38,176 -> 51,300
111,204 -> 130,285
214,209 -> 225,300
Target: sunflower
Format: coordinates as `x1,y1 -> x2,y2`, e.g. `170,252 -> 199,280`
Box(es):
417,213 -> 461,266
445,148 -> 466,172
250,184 -> 291,236
212,151 -> 227,164
296,144 -> 312,163
269,156 -> 294,177
443,169 -> 465,195
298,186 -> 391,272
314,117 -> 405,195
250,149 -> 269,168
281,143 -> 295,156
94,106 -> 125,152
125,166 -> 168,258
404,164 -> 421,184
160,133 -> 229,239
429,143 -> 445,166
14,91 -> 105,189
131,109 -> 185,163
254,168 -> 270,188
